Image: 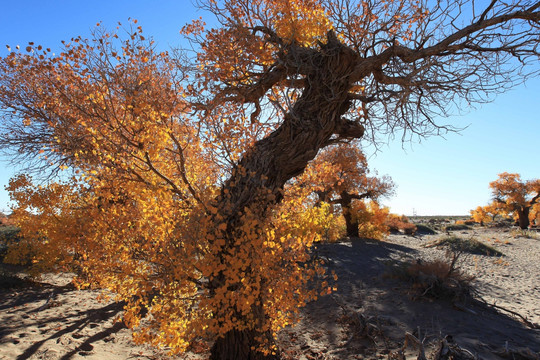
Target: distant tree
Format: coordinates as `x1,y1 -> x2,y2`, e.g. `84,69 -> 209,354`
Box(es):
471,206 -> 489,226
471,203 -> 504,225
490,173 -> 540,229
299,143 -> 394,237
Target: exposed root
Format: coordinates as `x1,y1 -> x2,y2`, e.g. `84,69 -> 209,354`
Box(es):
476,295 -> 539,330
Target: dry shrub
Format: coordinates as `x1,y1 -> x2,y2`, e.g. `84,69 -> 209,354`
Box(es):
427,235 -> 504,256
443,223 -> 471,231
510,228 -> 540,240
385,214 -> 417,235
394,252 -> 475,301
454,219 -> 475,226
414,224 -> 437,235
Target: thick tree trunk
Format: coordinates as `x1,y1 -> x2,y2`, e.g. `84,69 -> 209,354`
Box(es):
339,192 -> 359,238
517,207 -> 530,229
211,329 -> 279,360
208,33 -> 364,359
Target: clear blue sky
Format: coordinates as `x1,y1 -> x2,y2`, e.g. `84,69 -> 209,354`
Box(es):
0,1 -> 538,215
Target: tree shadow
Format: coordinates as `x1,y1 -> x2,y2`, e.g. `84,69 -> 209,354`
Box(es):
301,238 -> 540,358
0,274 -> 128,360
14,300 -> 126,360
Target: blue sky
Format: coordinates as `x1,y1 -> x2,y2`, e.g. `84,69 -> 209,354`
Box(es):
0,1 -> 538,215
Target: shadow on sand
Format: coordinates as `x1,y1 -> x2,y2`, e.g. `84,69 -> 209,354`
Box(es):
301,237 -> 540,359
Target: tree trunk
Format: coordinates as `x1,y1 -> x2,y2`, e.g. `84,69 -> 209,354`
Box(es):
208,32 -> 363,359
517,207 -> 530,229
339,192 -> 359,238
211,329 -> 279,360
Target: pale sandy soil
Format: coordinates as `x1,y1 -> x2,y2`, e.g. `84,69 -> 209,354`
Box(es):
1,225 -> 539,359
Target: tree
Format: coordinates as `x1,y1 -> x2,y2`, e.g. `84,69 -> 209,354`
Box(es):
489,172 -> 540,229
470,205 -> 490,226
1,1 -> 540,358
470,203 -> 503,225
299,143 -> 394,237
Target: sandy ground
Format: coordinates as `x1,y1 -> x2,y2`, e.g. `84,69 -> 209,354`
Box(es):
1,225 -> 539,359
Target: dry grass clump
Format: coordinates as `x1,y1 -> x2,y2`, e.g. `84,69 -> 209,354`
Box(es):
427,236 -> 503,256
510,229 -> 540,240
390,252 -> 475,301
456,219 -> 476,226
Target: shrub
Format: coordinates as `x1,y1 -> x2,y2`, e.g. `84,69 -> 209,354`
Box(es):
385,214 -> 417,235
443,224 -> 471,231
312,202 -> 346,242
0,226 -> 20,262
427,236 -> 503,256
392,253 -> 475,301
414,224 -> 437,235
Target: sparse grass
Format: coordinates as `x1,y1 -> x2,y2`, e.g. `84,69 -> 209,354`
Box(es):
427,235 -> 504,256
510,229 -> 540,240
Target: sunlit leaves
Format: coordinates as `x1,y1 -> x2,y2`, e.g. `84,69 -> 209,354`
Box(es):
488,173 -> 540,228
0,18 -> 334,355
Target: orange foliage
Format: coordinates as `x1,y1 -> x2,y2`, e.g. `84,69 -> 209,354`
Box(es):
296,143 -> 394,238
470,206 -> 490,225
531,203 -> 540,227
300,143 -> 393,201
385,214 -> 417,235
0,23 -> 328,355
354,200 -> 390,240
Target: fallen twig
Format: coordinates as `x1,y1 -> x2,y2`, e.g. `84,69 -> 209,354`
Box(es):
477,296 -> 539,329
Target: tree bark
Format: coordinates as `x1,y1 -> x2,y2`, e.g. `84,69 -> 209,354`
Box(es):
211,329 -> 279,360
517,207 -> 530,229
209,32 -> 363,359
338,192 -> 359,238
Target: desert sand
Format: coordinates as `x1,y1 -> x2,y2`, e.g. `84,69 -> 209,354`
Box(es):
1,224 -> 539,359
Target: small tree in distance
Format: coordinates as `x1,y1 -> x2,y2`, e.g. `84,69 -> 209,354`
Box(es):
470,204 -> 502,226
489,173 -> 540,229
299,143 -> 394,237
